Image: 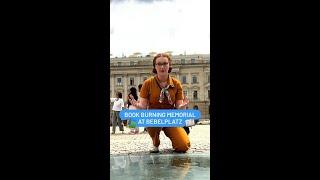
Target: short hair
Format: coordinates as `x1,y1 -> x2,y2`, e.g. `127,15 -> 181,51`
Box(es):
117,92 -> 122,98
152,53 -> 172,74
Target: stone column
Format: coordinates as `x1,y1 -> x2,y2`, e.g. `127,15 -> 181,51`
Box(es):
123,73 -> 127,100
201,67 -> 205,101
136,73 -> 140,86
110,74 -> 114,97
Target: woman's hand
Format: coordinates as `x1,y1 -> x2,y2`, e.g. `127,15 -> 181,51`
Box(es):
129,96 -> 148,109
128,94 -> 138,107
177,95 -> 189,109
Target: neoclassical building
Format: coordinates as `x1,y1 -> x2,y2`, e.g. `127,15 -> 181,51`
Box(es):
110,54 -> 211,119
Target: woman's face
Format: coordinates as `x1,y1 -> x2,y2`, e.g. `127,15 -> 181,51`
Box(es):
155,57 -> 170,75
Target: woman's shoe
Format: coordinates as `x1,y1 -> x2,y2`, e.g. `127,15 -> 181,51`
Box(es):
149,146 -> 159,153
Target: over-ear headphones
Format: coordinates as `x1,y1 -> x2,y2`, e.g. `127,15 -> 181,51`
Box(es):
152,53 -> 172,74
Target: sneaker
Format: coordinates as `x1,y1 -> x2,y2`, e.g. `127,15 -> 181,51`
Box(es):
149,146 -> 159,153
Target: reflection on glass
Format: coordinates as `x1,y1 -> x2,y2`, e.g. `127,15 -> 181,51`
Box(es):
110,154 -> 210,180
111,156 -> 127,169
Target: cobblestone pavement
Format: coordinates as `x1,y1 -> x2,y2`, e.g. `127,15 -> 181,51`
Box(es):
110,124 -> 210,156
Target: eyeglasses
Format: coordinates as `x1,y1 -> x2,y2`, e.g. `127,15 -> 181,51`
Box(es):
155,62 -> 169,66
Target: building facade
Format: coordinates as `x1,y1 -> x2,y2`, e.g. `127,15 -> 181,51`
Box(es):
110,54 -> 211,119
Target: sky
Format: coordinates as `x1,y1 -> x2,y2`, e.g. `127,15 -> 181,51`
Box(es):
110,0 -> 210,57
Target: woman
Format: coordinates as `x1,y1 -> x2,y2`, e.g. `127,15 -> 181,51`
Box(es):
127,87 -> 139,134
129,53 -> 190,153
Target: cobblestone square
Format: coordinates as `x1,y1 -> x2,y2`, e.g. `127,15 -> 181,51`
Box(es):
110,124 -> 210,156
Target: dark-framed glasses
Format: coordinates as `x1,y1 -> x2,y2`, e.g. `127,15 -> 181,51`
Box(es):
155,62 -> 169,66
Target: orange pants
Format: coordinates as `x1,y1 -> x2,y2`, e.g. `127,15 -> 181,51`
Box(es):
147,127 -> 191,152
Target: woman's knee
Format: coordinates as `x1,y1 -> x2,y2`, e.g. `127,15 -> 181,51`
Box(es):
173,134 -> 190,152
174,140 -> 190,152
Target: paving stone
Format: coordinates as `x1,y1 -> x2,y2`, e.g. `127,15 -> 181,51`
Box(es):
110,125 -> 210,155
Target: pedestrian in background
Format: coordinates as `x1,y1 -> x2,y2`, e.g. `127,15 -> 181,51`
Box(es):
127,87 -> 139,134
183,105 -> 190,135
111,92 -> 125,134
138,83 -> 148,133
193,105 -> 200,124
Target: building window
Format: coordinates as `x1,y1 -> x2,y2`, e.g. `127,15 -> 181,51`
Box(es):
143,77 -> 147,82
117,62 -> 121,66
181,59 -> 185,64
117,77 -> 122,86
208,90 -> 210,99
130,61 -> 134,66
193,91 -> 198,100
207,74 -> 210,83
183,90 -> 188,97
192,76 -> 197,84
130,77 -> 134,86
191,58 -> 195,63
182,76 -> 187,84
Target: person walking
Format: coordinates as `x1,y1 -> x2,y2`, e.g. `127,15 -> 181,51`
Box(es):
111,92 -> 125,134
